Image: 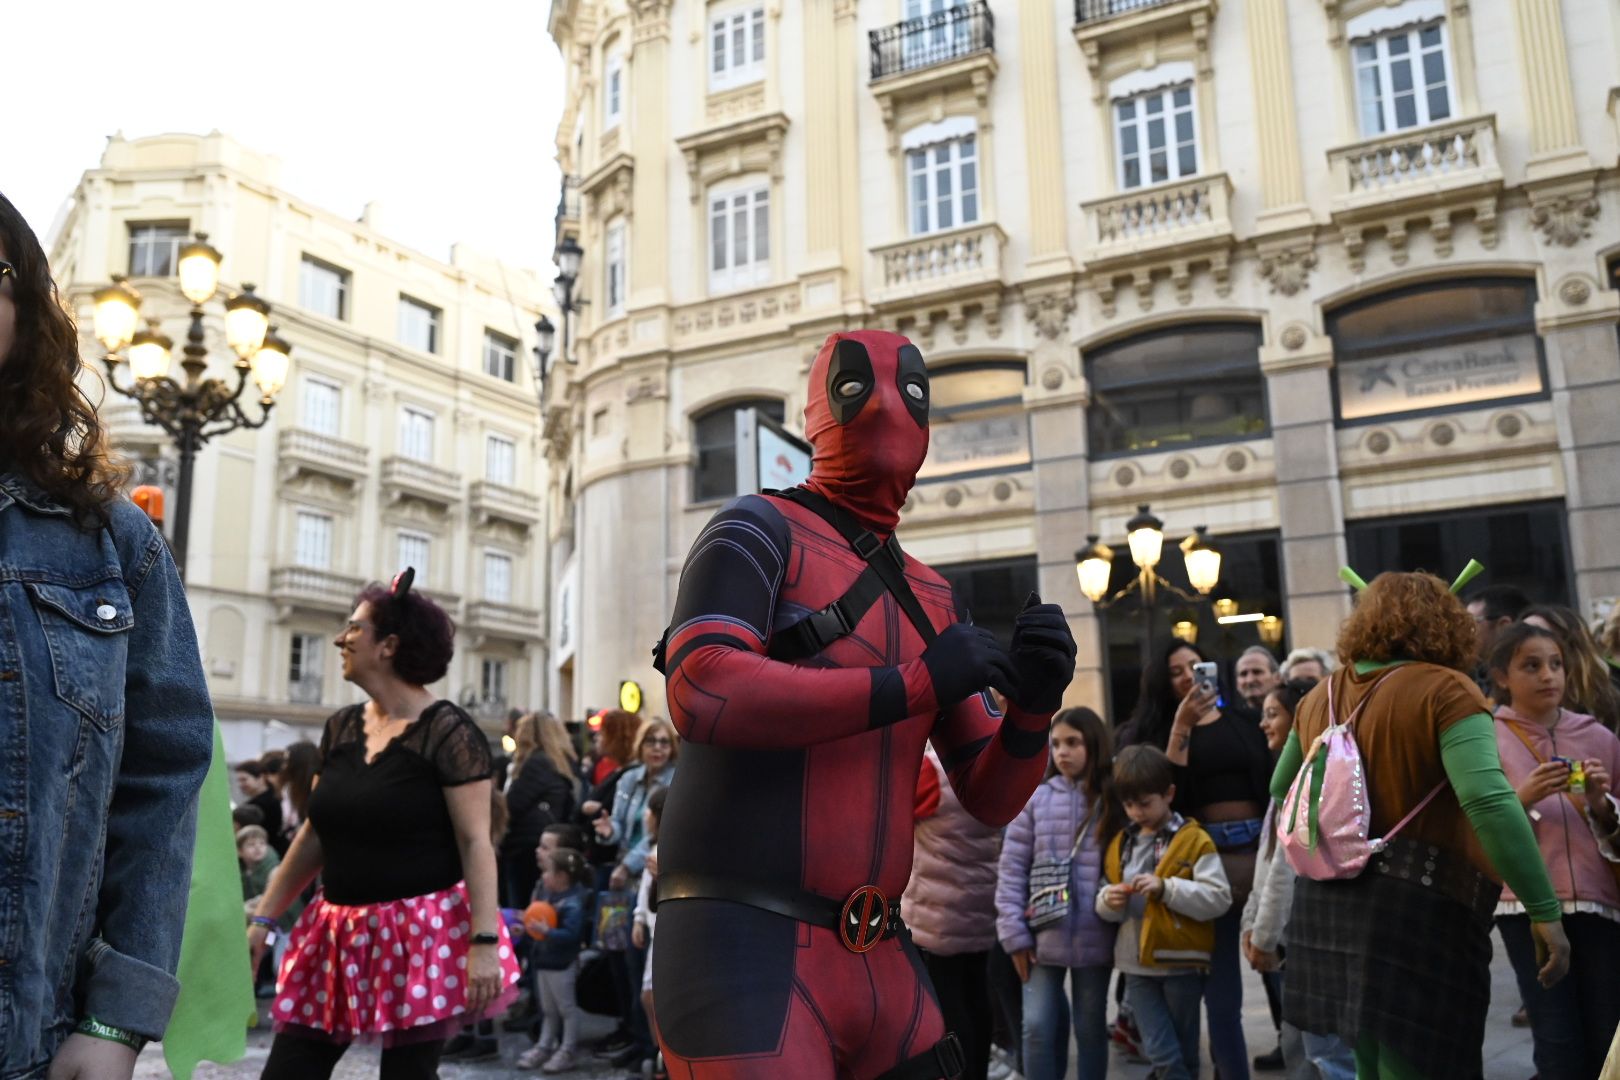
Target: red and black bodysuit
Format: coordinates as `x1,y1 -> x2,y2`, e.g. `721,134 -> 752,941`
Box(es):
653,330 -> 1077,1080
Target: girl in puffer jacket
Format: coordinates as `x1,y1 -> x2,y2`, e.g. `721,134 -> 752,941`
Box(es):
995,708 -> 1124,1080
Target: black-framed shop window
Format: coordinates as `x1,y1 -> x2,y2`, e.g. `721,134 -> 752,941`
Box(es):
918,361 -> 1031,482
935,555 -> 1038,647
1100,531 -> 1284,727
1084,323 -> 1268,458
1345,500 -> 1571,607
691,398 -> 785,503
1327,277 -> 1547,425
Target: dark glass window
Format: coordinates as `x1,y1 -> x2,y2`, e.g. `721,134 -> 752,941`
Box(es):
127,222 -> 189,278
1327,277 -> 1543,423
1345,501 -> 1570,607
692,398 -> 785,503
934,556 -> 1038,647
919,362 -> 1029,480
1085,323 -> 1267,457
1100,531 -> 1283,727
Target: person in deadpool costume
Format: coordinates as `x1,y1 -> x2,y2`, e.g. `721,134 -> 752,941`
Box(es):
653,330 -> 1077,1080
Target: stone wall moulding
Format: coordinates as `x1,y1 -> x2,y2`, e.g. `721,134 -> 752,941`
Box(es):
1021,283 -> 1078,340
675,112 -> 790,203
1527,174 -> 1601,248
1258,240 -> 1317,297
1073,0 -> 1218,105
579,152 -> 635,220
672,282 -> 803,346
870,51 -> 999,156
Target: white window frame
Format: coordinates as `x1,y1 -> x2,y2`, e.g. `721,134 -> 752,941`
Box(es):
707,180 -> 771,295
605,220 -> 627,317
288,632 -> 325,701
127,222 -> 189,277
300,375 -> 342,438
604,53 -> 624,130
480,657 -> 509,704
483,551 -> 514,604
399,406 -> 436,463
396,295 -> 441,354
482,329 -> 518,382
485,433 -> 517,485
709,5 -> 766,92
1350,19 -> 1454,136
903,120 -> 980,236
298,256 -> 350,320
294,510 -> 333,569
1113,80 -> 1199,191
396,530 -> 431,582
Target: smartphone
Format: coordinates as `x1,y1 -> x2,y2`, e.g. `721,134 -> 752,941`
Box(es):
1192,661 -> 1224,709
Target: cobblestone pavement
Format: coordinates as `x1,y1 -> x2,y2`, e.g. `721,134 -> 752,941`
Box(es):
137,933 -> 1537,1079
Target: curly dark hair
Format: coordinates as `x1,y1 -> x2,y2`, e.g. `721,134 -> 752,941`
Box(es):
355,582 -> 456,685
0,192 -> 128,524
1337,571 -> 1476,672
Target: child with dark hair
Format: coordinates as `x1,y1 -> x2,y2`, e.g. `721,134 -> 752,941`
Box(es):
517,849 -> 593,1074
1096,746 -> 1231,1080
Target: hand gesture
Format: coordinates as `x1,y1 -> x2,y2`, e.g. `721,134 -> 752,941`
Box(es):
1007,593 -> 1077,713
1516,761 -> 1570,808
646,850 -> 659,879
1251,946 -> 1281,973
610,863 -> 631,891
247,922 -> 272,971
1129,874 -> 1164,900
581,799 -> 602,818
1584,759 -> 1618,827
1010,948 -> 1037,983
920,622 -> 1019,707
1173,684 -> 1218,734
1531,919 -> 1571,988
1102,884 -> 1131,911
632,921 -> 648,950
465,944 -> 504,1015
46,1034 -> 137,1080
593,813 -> 614,840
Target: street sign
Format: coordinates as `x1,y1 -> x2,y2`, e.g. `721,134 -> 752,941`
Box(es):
619,680 -> 643,713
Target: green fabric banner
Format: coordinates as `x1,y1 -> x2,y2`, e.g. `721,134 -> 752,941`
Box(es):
162,723 -> 255,1079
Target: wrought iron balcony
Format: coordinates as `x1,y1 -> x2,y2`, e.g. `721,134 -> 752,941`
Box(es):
870,1 -> 994,81
1075,0 -> 1181,24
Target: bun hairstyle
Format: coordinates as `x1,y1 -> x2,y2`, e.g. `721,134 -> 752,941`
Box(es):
355,568 -> 455,685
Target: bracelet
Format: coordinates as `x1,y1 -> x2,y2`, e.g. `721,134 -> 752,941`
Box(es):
76,1017 -> 146,1053
470,931 -> 499,946
250,915 -> 278,930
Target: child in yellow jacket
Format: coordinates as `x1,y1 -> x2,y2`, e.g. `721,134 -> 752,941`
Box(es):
1096,745 -> 1231,1080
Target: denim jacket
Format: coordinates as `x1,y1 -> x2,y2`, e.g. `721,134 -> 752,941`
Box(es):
0,473 -> 213,1078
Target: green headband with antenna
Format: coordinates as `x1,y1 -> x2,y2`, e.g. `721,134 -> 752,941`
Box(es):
1339,559 -> 1485,595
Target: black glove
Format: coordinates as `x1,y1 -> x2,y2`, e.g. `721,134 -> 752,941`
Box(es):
920,622 -> 1019,708
1008,592 -> 1077,713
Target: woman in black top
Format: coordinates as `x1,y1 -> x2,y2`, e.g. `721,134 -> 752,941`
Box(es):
247,571 -> 521,1079
499,711 -> 578,908
1122,639 -> 1271,1080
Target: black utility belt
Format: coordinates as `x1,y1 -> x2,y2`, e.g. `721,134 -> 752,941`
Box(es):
657,872 -> 906,954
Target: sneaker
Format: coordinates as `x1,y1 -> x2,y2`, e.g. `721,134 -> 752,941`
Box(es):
1110,1015 -> 1146,1063
542,1048 -> 578,1073
608,1044 -> 643,1068
441,1034 -> 476,1060
519,1043 -> 559,1069
1253,1044 -> 1285,1072
593,1032 -> 634,1056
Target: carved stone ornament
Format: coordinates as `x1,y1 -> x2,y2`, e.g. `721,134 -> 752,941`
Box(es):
1040,366 -> 1065,391
626,375 -> 667,402
1279,324 -> 1308,351
1531,193 -> 1600,247
1024,289 -> 1076,340
1259,247 -> 1317,297
1558,276 -> 1592,307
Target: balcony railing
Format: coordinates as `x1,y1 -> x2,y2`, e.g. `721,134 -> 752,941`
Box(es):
871,1 -> 994,81
1327,114 -> 1501,213
871,222 -> 1006,305
278,427 -> 369,484
554,175 -> 579,249
270,566 -> 365,616
466,600 -> 544,642
1082,173 -> 1233,260
471,480 -> 541,528
380,455 -> 463,507
1075,0 -> 1181,24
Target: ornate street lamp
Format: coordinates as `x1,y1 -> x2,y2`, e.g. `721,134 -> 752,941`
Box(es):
535,237 -> 585,395
95,233 -> 291,580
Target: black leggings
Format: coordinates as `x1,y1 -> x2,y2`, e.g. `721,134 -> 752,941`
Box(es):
261,1033 -> 444,1080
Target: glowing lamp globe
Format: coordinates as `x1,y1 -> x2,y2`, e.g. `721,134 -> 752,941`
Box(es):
1125,504 -> 1165,570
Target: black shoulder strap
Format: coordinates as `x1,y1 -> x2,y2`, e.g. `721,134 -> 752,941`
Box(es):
766,487 -> 938,651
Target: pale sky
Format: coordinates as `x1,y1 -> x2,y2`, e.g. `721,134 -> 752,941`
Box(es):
4,0 -> 565,273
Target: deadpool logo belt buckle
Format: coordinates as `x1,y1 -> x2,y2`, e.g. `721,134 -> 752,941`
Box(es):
839,884 -> 889,954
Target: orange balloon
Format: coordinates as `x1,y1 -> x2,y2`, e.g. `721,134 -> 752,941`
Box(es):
523,901 -> 559,939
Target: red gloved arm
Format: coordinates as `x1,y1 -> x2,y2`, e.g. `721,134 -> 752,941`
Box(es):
932,690 -> 1052,828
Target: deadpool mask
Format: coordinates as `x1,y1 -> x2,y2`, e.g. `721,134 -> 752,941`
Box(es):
802,330 -> 930,533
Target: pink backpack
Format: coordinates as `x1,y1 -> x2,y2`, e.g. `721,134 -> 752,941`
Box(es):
1278,669 -> 1447,880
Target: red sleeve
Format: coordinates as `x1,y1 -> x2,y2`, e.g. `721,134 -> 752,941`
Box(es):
665,497 -> 942,750
931,690 -> 1053,828
914,756 -> 942,821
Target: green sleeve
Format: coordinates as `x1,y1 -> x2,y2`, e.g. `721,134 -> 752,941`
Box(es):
1439,713 -> 1561,922
1270,728 -> 1303,804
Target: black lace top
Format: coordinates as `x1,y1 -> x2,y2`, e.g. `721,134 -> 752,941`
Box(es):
307,701 -> 493,904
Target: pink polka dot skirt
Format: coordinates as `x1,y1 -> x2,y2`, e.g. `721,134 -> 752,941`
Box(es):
273,881 -> 521,1046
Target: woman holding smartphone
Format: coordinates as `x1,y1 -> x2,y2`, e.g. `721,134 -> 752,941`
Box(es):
1121,640 -> 1273,1080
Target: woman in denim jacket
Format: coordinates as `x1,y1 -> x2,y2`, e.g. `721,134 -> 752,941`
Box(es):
0,194 -> 215,1079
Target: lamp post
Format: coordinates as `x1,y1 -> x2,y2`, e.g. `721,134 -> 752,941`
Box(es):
533,237 -> 585,392
93,233 -> 291,581
1075,503 -> 1223,669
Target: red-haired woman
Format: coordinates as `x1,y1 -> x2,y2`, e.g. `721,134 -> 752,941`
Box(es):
247,575 -> 521,1078
1273,572 -> 1569,1079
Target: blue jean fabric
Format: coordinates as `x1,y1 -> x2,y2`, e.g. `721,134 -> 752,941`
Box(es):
1294,1024 -> 1357,1080
1498,912 -> 1620,1080
0,475 -> 213,1076
1124,972 -> 1205,1080
1206,907 -> 1251,1080
1020,963 -> 1110,1080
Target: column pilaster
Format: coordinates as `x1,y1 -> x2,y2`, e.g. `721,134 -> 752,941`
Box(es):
1020,0 -> 1074,276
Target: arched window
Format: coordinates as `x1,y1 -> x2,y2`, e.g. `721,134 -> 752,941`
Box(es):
1084,323 -> 1266,457
692,398 -> 785,502
918,361 -> 1028,480
1327,277 -> 1542,423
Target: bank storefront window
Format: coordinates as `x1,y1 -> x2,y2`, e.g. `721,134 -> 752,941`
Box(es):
1328,278 -> 1546,424
1085,324 -> 1267,458
917,362 -> 1029,481
1345,501 -> 1570,606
